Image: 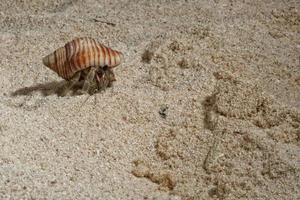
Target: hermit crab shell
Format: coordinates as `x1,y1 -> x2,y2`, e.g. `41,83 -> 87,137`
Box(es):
42,37 -> 123,80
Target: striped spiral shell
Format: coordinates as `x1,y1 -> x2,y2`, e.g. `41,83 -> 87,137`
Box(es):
42,37 -> 123,80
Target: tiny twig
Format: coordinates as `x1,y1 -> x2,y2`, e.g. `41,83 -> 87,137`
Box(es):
92,18 -> 116,27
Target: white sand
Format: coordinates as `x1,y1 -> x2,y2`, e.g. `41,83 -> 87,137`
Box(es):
0,0 -> 299,199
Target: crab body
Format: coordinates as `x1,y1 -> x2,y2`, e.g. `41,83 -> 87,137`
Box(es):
42,37 -> 123,95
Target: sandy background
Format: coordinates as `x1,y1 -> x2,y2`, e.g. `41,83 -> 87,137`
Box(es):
0,0 -> 299,199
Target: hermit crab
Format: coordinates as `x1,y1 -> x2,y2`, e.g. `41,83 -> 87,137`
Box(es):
42,37 -> 123,96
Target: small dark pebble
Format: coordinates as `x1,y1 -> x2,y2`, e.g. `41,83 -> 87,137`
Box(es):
159,105 -> 168,119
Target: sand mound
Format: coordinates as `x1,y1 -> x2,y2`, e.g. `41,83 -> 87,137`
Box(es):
132,71 -> 300,199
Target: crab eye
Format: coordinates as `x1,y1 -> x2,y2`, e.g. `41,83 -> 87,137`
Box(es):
103,65 -> 108,71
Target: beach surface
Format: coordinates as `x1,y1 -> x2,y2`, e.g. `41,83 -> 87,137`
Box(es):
0,0 -> 299,199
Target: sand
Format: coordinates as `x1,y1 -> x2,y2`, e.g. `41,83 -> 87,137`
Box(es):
0,0 -> 299,199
